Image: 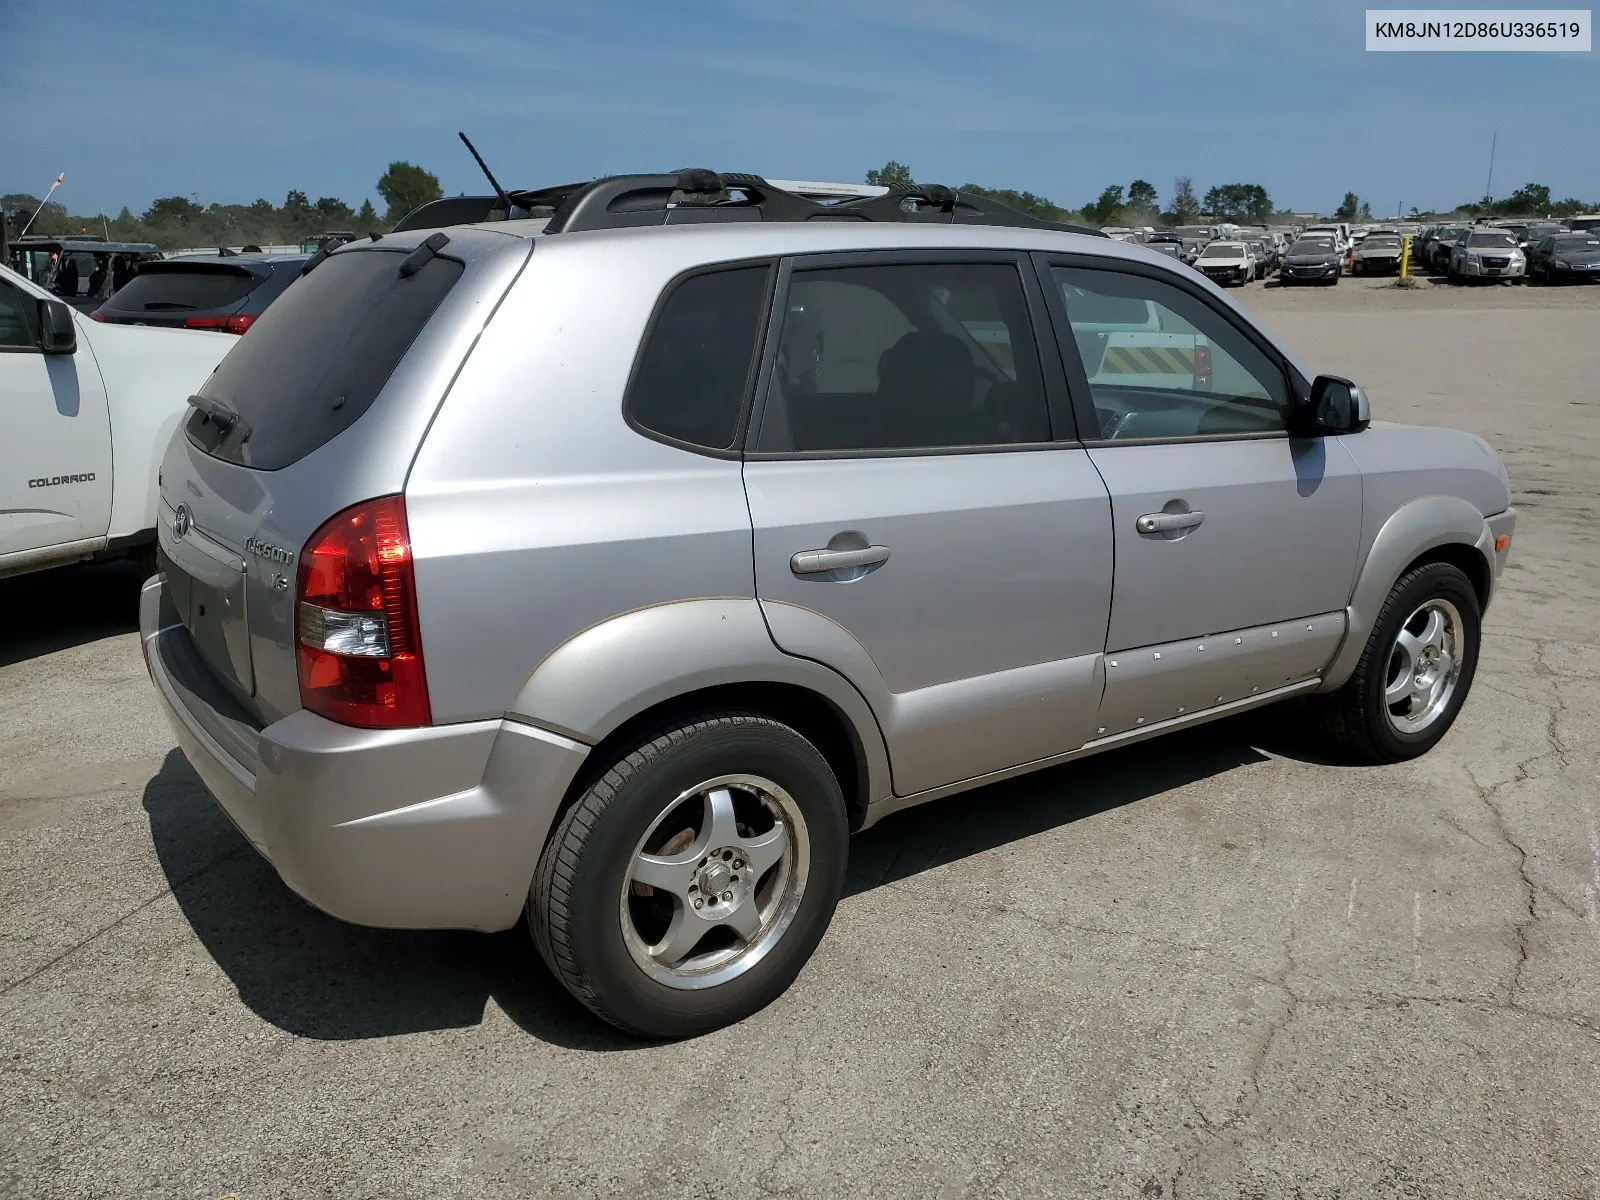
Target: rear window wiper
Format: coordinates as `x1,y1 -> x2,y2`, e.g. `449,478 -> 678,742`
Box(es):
186,394 -> 252,440
399,231 -> 450,277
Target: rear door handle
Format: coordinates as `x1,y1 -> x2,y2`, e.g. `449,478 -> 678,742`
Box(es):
790,545 -> 891,575
1136,511 -> 1205,534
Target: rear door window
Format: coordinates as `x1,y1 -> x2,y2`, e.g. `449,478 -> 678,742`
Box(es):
755,260 -> 1051,452
186,247 -> 464,470
105,265 -> 264,313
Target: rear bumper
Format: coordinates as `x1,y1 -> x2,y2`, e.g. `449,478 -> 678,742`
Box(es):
139,575 -> 589,931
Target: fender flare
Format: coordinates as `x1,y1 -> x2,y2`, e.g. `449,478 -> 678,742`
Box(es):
507,597 -> 893,809
1319,494 -> 1493,691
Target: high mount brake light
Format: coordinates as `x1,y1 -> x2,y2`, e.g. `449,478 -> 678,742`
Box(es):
295,495 -> 431,728
183,314 -> 256,334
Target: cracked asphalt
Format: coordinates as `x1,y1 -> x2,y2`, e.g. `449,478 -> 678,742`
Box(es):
3,280 -> 1599,1199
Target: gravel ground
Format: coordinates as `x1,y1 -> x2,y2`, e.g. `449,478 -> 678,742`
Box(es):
2,285 -> 1598,1200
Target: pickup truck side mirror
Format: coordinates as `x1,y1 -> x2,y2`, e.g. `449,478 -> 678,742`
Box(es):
37,298 -> 77,355
1307,374 -> 1371,434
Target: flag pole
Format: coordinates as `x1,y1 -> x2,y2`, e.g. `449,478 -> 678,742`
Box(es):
19,173 -> 66,239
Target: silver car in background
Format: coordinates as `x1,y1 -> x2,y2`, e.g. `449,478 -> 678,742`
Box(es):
1449,228 -> 1526,283
141,175 -> 1515,1037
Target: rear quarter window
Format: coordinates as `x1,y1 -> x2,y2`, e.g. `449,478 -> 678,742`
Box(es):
186,247 -> 464,470
625,265 -> 770,451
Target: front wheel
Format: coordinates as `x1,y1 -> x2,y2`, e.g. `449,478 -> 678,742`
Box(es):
1316,562 -> 1481,763
529,711 -> 849,1038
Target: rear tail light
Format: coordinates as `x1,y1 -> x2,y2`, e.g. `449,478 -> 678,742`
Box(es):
183,314 -> 256,334
90,310 -> 107,322
1193,344 -> 1213,391
295,495 -> 431,728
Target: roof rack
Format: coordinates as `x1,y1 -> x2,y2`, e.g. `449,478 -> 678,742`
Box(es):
392,170 -> 1106,238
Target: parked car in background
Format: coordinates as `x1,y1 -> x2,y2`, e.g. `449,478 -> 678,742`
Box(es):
1428,227 -> 1471,272
6,236 -> 165,313
1304,224 -> 1351,254
1352,231 -> 1405,275
0,263 -> 231,580
1528,231 -> 1600,283
1169,225 -> 1217,263
1448,229 -> 1524,283
1194,240 -> 1256,286
136,171 -> 1515,1037
93,252 -> 310,335
1564,214 -> 1600,234
1145,238 -> 1185,262
1278,238 -> 1343,285
1244,237 -> 1274,278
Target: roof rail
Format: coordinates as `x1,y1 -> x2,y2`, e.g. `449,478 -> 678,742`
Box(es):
392,171 -> 1106,238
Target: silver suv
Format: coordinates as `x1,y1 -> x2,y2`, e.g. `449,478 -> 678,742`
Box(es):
142,174 -> 1515,1038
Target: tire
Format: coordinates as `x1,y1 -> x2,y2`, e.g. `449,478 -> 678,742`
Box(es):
530,710 -> 849,1038
1316,562 -> 1481,764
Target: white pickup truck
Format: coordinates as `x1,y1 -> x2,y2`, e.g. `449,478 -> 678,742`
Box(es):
0,264 -> 232,581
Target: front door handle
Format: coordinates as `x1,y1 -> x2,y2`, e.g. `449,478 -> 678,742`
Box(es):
1136,510 -> 1205,535
790,545 -> 891,575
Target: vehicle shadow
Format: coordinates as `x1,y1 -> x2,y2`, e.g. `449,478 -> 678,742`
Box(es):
143,705 -> 1345,1047
844,704 -> 1339,894
141,749 -> 631,1050
0,559 -> 145,668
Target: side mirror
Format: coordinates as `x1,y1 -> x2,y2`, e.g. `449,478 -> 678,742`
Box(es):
37,298 -> 77,355
1307,374 -> 1370,434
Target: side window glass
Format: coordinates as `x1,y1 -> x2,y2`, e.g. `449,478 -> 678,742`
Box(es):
0,282 -> 39,350
627,265 -> 769,451
1052,266 -> 1289,441
757,262 -> 1050,452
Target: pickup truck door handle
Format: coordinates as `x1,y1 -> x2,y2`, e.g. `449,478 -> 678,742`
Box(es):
790,545 -> 892,575
1136,510 -> 1205,535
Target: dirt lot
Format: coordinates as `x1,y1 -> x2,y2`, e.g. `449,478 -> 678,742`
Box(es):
2,283 -> 1599,1200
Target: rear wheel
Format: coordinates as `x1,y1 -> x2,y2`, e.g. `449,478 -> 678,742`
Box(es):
530,711 -> 849,1038
1316,562 -> 1481,763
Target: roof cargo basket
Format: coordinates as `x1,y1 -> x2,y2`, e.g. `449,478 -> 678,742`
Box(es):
393,172 -> 1105,238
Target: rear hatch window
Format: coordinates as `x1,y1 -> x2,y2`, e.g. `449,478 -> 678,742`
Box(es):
104,263 -> 264,314
185,247 -> 464,470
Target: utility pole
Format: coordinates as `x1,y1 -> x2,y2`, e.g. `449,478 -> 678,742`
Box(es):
1484,131 -> 1498,204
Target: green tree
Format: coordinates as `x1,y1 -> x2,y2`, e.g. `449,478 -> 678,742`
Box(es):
959,184 -> 1072,223
1497,182 -> 1551,215
865,160 -> 914,189
357,199 -> 379,228
314,196 -> 355,225
376,162 -> 443,224
144,196 -> 204,224
1202,183 -> 1272,222
1334,191 -> 1360,221
1126,179 -> 1158,218
1082,184 -> 1125,226
1170,176 -> 1200,223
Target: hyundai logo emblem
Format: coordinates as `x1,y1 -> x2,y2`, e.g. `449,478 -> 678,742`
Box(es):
172,504 -> 192,541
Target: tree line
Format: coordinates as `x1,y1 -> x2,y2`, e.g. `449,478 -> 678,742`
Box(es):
4,158 -> 1594,252
1,162 -> 444,250
867,162 -> 1597,227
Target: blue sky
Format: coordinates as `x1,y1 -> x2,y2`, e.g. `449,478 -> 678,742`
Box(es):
4,0 -> 1596,217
